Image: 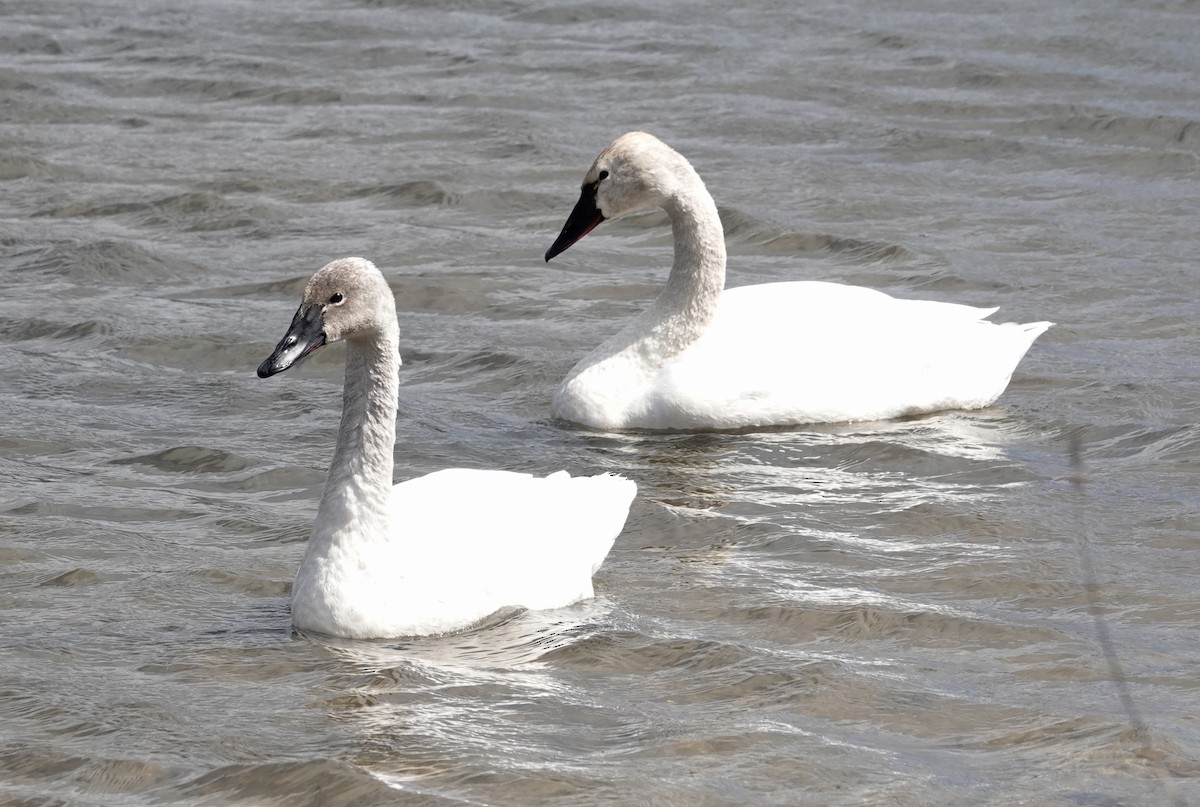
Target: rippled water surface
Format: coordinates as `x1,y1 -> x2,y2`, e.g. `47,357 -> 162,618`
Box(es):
2,1 -> 1198,805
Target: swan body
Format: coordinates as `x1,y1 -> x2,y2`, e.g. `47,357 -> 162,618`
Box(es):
257,257 -> 636,639
544,131 -> 1052,431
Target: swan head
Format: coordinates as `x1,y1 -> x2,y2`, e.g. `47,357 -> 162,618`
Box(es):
257,257 -> 395,378
545,132 -> 693,262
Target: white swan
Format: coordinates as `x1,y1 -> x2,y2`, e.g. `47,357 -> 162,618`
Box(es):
544,131 -> 1052,432
257,257 -> 636,639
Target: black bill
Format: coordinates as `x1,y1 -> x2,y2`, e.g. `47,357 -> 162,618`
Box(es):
257,303 -> 327,378
545,184 -> 606,262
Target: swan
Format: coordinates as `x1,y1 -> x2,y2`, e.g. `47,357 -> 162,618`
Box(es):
544,131 -> 1052,431
256,257 -> 636,639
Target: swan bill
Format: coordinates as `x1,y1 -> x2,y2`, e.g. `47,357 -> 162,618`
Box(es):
257,304 -> 327,378
545,185 -> 606,262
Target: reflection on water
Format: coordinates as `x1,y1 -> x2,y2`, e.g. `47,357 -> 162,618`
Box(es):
323,602 -> 613,675
591,410 -> 1025,519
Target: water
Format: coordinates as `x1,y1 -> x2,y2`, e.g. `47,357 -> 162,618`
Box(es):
1,0 -> 1197,804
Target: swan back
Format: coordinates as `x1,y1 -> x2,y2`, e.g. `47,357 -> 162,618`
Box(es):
387,469 -> 635,615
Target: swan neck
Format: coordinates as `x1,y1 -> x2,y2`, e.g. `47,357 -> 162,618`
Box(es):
660,178 -> 726,318
314,327 -> 399,546
552,165 -> 729,427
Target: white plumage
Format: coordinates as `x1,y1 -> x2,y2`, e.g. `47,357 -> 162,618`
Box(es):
257,257 -> 636,639
545,131 -> 1051,431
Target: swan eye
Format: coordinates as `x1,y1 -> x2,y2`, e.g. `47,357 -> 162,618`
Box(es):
597,170 -> 609,181
329,292 -> 344,304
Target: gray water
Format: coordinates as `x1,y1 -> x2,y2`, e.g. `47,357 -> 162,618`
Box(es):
1,0 -> 1198,805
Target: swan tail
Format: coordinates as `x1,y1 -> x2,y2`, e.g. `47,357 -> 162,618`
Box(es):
970,319 -> 1053,407
1002,319 -> 1053,359
558,473 -> 636,574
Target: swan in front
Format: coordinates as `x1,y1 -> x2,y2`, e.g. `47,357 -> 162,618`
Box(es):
256,257 -> 636,639
544,131 -> 1052,432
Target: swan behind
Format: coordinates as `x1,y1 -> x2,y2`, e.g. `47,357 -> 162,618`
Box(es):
544,131 -> 1051,431
257,257 -> 636,639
